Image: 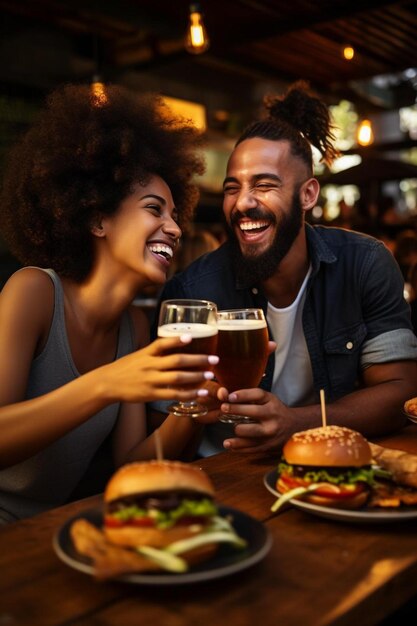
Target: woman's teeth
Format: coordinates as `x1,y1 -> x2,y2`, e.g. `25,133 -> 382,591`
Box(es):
148,244 -> 174,259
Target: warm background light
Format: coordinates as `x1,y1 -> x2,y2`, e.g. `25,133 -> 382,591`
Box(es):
162,95 -> 207,132
90,80 -> 108,107
357,119 -> 374,146
343,45 -> 355,60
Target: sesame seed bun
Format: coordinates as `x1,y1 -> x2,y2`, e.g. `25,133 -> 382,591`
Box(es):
104,460 -> 215,504
283,426 -> 372,467
103,461 -> 218,561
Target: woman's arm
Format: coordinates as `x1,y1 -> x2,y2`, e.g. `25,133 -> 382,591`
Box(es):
111,305 -> 205,466
0,273 -> 217,468
112,401 -> 204,466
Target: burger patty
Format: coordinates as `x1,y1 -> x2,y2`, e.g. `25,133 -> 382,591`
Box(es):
289,464 -> 373,479
107,490 -> 211,514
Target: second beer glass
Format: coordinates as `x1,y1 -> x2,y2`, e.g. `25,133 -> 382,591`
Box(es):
215,308 -> 269,424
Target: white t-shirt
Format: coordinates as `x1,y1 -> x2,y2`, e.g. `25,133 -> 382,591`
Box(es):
267,265 -> 315,407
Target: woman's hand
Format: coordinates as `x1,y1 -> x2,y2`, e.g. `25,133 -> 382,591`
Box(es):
191,380 -> 223,423
100,334 -> 219,404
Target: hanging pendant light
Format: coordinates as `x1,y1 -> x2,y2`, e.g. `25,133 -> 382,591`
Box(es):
90,34 -> 107,106
185,3 -> 210,54
90,75 -> 108,107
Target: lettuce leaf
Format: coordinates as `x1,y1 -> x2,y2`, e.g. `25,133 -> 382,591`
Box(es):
277,461 -> 375,486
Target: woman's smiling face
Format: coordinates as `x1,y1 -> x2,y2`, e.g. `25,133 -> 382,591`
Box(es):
98,175 -> 181,285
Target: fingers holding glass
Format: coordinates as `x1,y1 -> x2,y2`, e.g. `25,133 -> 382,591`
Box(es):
157,299 -> 218,417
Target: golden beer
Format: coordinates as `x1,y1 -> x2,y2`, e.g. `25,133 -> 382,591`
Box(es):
214,319 -> 268,391
157,298 -> 218,418
158,323 -> 218,362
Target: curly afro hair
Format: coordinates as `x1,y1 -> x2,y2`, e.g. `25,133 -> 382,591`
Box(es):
0,84 -> 205,281
237,81 -> 339,170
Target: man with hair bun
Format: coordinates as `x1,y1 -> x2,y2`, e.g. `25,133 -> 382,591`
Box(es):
155,81 -> 417,456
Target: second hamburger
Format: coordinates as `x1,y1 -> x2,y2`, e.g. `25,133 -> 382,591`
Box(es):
272,425 -> 374,511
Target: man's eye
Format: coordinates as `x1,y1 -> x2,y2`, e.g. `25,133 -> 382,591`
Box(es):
256,183 -> 275,189
224,186 -> 239,194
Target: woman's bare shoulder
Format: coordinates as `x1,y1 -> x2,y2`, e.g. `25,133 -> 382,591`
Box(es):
0,267 -> 55,326
1,267 -> 54,299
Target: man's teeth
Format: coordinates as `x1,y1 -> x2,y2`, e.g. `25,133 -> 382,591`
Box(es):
148,244 -> 174,259
239,220 -> 269,231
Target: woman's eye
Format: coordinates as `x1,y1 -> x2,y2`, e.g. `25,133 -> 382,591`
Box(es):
146,204 -> 162,213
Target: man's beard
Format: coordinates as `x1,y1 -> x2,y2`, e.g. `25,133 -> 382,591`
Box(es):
227,191 -> 303,285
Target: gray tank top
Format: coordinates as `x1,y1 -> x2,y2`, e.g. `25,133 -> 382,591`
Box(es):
0,268 -> 135,523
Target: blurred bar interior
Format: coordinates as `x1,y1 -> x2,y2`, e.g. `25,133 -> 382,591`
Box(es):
1,0 -> 417,306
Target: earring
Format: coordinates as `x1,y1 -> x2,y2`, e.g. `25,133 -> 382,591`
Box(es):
92,223 -> 105,236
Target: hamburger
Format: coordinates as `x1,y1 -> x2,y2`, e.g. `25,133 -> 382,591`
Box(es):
272,426 -> 374,512
103,460 -> 245,571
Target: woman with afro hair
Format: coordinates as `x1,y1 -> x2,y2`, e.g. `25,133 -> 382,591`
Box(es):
0,84 -> 217,523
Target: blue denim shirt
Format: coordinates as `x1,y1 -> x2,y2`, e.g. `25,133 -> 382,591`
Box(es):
158,224 -> 417,403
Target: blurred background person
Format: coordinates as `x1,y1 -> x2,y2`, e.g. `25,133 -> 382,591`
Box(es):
170,226 -> 220,276
394,228 -> 417,281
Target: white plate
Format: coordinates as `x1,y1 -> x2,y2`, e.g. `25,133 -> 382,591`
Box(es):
53,505 -> 272,585
264,469 -> 417,524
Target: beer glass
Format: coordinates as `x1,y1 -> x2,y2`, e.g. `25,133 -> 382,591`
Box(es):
158,299 -> 218,418
215,308 -> 269,424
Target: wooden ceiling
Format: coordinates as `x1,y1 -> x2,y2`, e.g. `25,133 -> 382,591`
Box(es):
1,0 -> 417,112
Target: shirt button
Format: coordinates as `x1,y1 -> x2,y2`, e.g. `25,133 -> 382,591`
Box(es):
346,341 -> 353,350
252,287 -> 258,294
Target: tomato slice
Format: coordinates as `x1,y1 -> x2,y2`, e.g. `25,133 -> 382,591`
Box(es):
278,473 -> 365,499
104,516 -> 155,528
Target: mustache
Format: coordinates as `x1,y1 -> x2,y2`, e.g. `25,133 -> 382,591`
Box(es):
230,208 -> 277,227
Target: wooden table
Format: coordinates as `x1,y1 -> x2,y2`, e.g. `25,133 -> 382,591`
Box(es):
2,426 -> 417,626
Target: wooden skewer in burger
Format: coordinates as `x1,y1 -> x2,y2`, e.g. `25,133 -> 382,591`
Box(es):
271,390 -> 374,512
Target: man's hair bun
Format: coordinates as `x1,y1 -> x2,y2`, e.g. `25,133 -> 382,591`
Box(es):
264,81 -> 339,166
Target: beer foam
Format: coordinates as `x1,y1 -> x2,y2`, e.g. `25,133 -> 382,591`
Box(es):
217,319 -> 266,331
158,323 -> 218,338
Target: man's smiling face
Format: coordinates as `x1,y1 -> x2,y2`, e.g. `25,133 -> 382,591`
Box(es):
222,137 -> 307,283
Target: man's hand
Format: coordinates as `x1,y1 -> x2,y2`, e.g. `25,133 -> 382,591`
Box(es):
218,387 -> 296,453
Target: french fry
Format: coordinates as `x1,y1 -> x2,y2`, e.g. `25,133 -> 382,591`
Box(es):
369,480 -> 417,508
70,519 -> 160,580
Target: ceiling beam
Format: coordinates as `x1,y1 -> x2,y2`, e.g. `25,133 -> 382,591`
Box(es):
219,0 -> 408,48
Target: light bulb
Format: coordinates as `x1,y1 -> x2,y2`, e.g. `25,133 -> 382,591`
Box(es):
357,119 -> 374,146
343,45 -> 355,61
185,3 -> 210,54
90,76 -> 108,107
